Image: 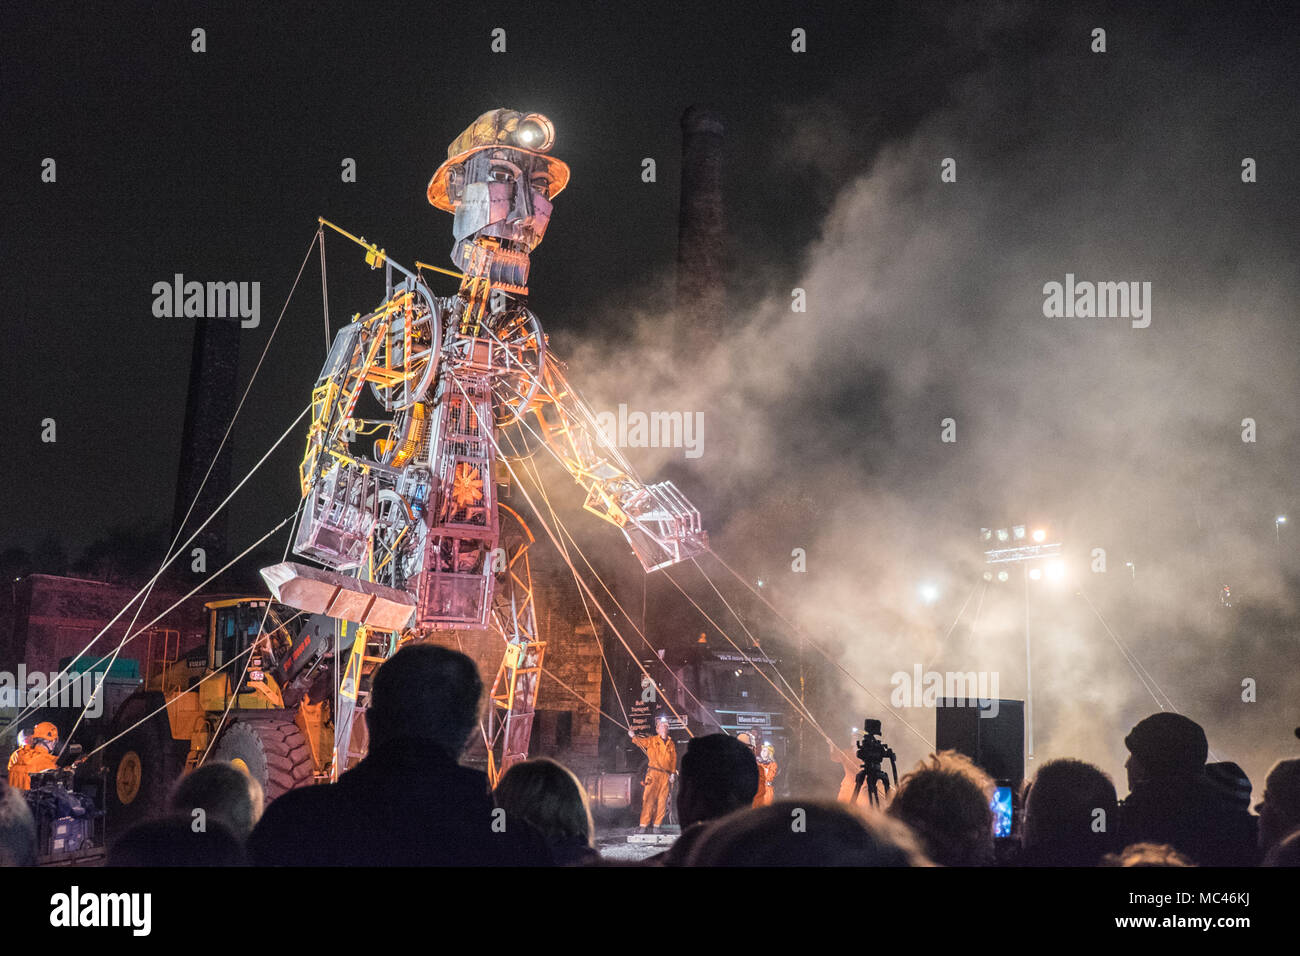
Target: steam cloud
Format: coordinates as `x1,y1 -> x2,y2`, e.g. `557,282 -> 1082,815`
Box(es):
548,12 -> 1300,790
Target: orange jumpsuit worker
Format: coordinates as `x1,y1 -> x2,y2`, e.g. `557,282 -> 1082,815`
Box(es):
829,736 -> 859,803
629,715 -> 677,832
7,722 -> 60,790
754,742 -> 779,807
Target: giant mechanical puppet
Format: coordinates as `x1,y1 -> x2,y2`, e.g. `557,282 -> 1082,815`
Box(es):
260,110 -> 707,782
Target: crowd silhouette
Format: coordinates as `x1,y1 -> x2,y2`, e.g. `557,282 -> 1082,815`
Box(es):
3,645 -> 1296,868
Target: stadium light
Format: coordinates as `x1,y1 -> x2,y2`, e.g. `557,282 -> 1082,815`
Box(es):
1028,567 -> 1043,581
1046,559 -> 1065,581
1031,528 -> 1047,543
919,583 -> 939,604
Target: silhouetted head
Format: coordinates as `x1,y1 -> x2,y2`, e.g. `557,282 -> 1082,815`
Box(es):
886,750 -> 995,867
676,733 -> 760,827
1262,827 -> 1300,867
1022,758 -> 1119,866
169,762 -> 265,841
1257,758 -> 1300,854
366,644 -> 483,755
109,815 -> 246,867
1101,842 -> 1194,867
687,800 -> 929,867
1124,712 -> 1208,786
494,757 -> 593,849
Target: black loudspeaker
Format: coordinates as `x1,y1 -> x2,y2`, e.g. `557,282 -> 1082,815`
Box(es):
935,699 -> 1025,789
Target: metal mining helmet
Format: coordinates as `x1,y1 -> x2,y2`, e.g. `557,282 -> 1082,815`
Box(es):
427,109 -> 570,212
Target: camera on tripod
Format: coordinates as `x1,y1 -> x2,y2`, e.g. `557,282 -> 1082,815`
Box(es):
851,718 -> 899,809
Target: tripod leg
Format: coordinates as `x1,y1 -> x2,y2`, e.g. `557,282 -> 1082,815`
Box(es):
850,768 -> 867,805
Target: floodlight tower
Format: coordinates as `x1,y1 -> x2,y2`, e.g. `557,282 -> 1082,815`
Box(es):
981,523 -> 1063,760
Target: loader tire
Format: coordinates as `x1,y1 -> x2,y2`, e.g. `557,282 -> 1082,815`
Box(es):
105,698 -> 179,830
212,717 -> 314,802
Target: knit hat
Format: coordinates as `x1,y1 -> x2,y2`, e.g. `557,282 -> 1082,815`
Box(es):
1124,713 -> 1208,775
1206,761 -> 1252,809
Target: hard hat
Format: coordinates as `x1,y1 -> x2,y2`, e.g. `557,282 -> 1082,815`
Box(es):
655,714 -> 671,725
427,109 -> 571,212
31,722 -> 59,745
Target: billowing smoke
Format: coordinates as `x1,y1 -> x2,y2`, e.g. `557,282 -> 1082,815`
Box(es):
544,9 -> 1299,793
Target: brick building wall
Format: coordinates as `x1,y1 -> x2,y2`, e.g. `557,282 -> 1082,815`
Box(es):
0,574 -> 207,677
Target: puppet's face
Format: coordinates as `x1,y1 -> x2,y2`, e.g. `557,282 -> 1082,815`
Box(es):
450,148 -> 555,260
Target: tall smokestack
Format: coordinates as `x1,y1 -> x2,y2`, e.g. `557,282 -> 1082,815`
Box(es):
676,105 -> 727,342
171,318 -> 240,565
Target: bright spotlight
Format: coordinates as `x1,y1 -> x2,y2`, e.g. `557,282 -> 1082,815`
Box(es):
1031,529 -> 1047,543
1028,567 -> 1043,581
997,570 -> 1009,583
996,528 -> 1010,542
982,571 -> 993,582
1046,559 -> 1065,580
1278,516 -> 1288,525
1012,525 -> 1026,540
919,584 -> 939,604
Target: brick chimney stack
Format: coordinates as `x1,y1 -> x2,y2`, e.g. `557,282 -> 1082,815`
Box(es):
171,318 -> 239,565
676,105 -> 727,341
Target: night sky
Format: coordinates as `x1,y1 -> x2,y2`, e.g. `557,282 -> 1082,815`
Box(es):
3,2 -> 1298,783
1,1 -> 1047,556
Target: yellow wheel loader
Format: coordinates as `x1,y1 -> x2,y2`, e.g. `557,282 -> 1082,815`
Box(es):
104,599 -> 336,828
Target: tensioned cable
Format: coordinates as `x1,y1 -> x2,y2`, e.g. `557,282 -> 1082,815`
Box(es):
501,427 -> 631,726
447,371 -> 695,735
516,455 -> 720,730
1,408 -> 310,736
26,233 -> 320,738
76,516 -> 296,760
197,504 -> 305,767
1077,585 -> 1179,713
924,576 -> 983,670
540,664 -> 630,730
319,225 -> 331,351
497,407 -> 720,727
662,564 -> 835,743
687,554 -> 832,733
496,409 -> 715,727
704,547 -> 935,750
493,354 -> 905,742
